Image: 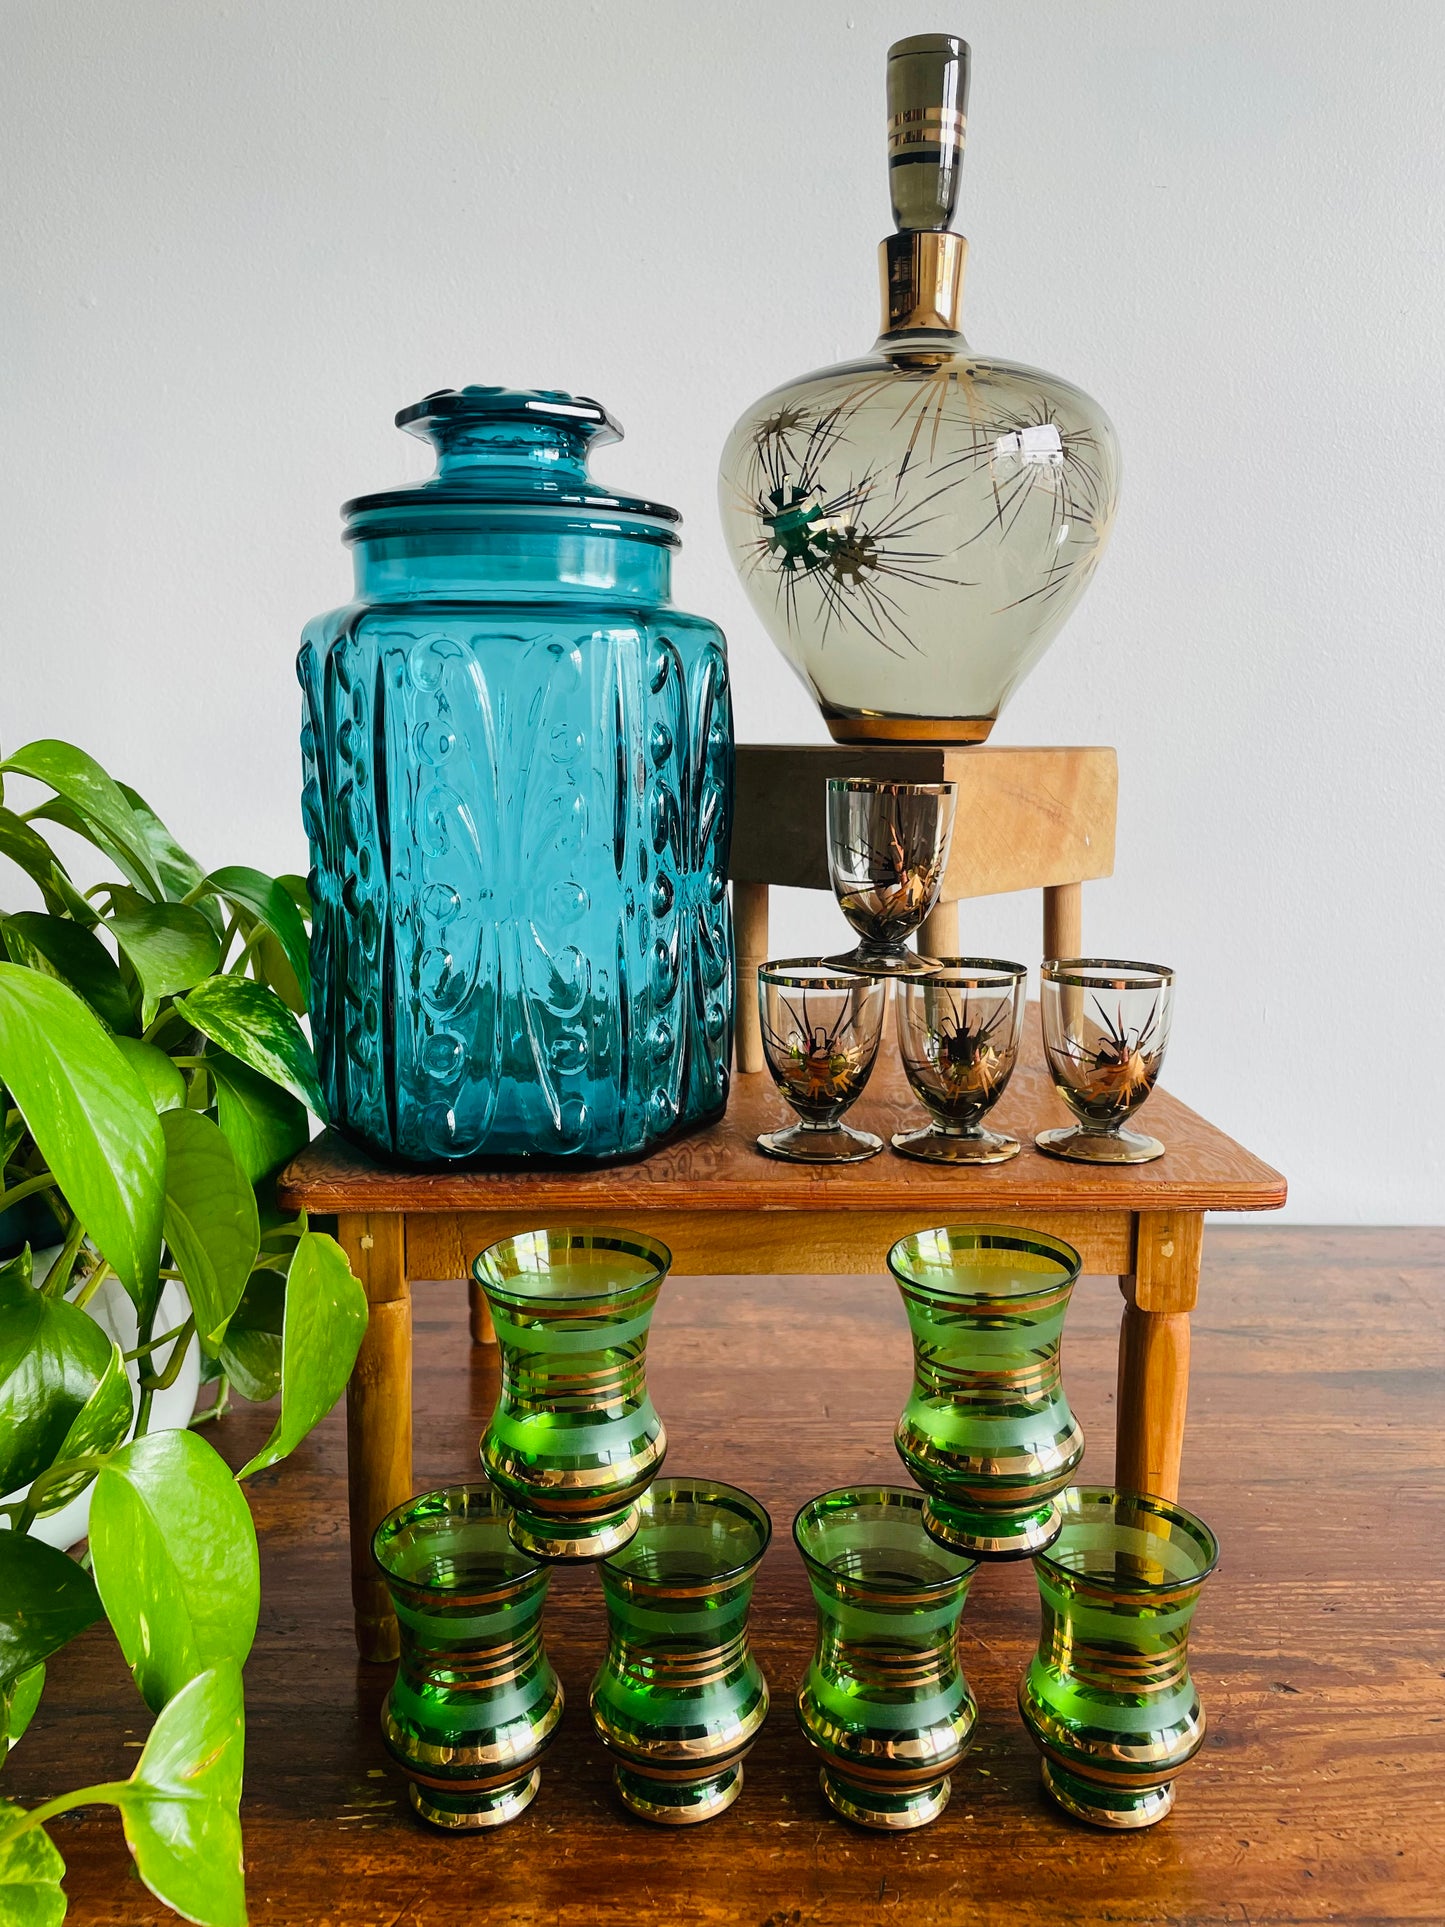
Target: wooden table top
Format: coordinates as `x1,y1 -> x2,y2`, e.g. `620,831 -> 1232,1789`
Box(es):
279,1009 -> 1286,1217
11,1226 -> 1441,1925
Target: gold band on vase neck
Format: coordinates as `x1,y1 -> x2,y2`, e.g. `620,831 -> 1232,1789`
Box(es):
878,231 -> 968,336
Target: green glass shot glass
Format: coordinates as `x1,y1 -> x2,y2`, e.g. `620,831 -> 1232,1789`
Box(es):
1019,1486 -> 1219,1828
590,1476 -> 772,1824
889,1225 -> 1085,1559
474,1227 -> 671,1561
794,1485 -> 978,1830
372,1483 -> 563,1829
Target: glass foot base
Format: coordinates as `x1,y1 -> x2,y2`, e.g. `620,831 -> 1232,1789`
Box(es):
819,1765 -> 951,1830
408,1767 -> 541,1830
615,1763 -> 742,1826
892,1126 -> 1020,1165
1042,1758 -> 1175,1830
1035,1125 -> 1165,1165
757,1124 -> 883,1164
824,712 -> 994,747
923,1495 -> 1062,1560
822,946 -> 940,978
508,1505 -> 640,1561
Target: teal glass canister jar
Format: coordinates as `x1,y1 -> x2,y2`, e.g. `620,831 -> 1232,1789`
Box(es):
299,388 -> 734,1163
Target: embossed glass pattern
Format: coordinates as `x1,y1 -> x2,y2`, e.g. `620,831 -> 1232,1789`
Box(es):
300,386 -> 733,1163
372,1482 -> 563,1829
1019,1486 -> 1219,1828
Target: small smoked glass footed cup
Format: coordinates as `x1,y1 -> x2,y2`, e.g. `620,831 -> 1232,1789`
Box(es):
892,958 -> 1027,1162
794,1485 -> 978,1830
474,1227 -> 670,1560
757,960 -> 888,1162
1018,1486 -> 1219,1829
590,1477 -> 772,1824
1037,959 -> 1174,1164
890,1225 -> 1085,1558
373,1483 -> 563,1829
824,778 -> 955,975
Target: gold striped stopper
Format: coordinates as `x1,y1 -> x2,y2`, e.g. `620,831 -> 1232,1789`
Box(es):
886,34 -> 970,232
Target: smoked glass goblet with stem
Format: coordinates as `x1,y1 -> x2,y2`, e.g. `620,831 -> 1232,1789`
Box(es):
1037,959 -> 1174,1164
757,961 -> 888,1163
892,958 -> 1027,1163
825,779 -> 955,975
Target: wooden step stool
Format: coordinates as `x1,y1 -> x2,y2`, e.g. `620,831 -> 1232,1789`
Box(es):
730,744 -> 1119,1071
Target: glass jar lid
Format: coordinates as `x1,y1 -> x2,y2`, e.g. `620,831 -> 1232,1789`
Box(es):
342,386 -> 681,544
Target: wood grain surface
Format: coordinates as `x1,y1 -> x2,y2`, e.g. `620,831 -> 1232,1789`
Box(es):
729,745 -> 1118,897
278,1008 -> 1287,1218
9,1226 -> 1441,1926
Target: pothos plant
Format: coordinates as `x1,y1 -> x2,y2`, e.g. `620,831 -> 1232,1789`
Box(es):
0,740 -> 367,1927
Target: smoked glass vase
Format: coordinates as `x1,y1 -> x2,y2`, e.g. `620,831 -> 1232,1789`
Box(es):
590,1477 -> 771,1824
718,35 -> 1119,745
300,385 -> 734,1164
889,1225 -> 1084,1558
473,1227 -> 669,1560
372,1483 -> 563,1829
794,1485 -> 977,1830
1019,1487 -> 1219,1828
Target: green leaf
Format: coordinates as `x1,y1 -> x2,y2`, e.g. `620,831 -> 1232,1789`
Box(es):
114,784 -> 205,903
26,798 -> 159,904
216,1271 -> 284,1405
277,875 -> 311,919
89,1430 -> 258,1713
1,1111 -> 25,1171
0,742 -> 163,901
0,967 -> 164,1312
159,1112 -> 258,1349
253,931 -> 306,1017
0,1798 -> 65,1926
0,808 -> 94,927
107,894 -> 221,1025
114,1663 -> 247,1927
180,979 -> 326,1119
26,1343 -> 132,1517
0,1536 -> 102,1688
204,868 -> 310,1007
2,1664 -> 45,1753
113,1038 -> 186,1114
0,1249 -> 113,1495
0,915 -> 135,1036
236,1233 -> 366,1480
207,1052 -> 308,1187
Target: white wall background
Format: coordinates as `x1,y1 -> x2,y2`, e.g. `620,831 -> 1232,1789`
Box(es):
3,1 -> 1441,1221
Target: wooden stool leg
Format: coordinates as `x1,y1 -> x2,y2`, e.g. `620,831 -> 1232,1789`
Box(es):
1115,1212 -> 1203,1502
468,1278 -> 496,1345
733,879 -> 769,1074
1043,881 -> 1082,963
339,1213 -> 411,1663
917,897 -> 958,961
